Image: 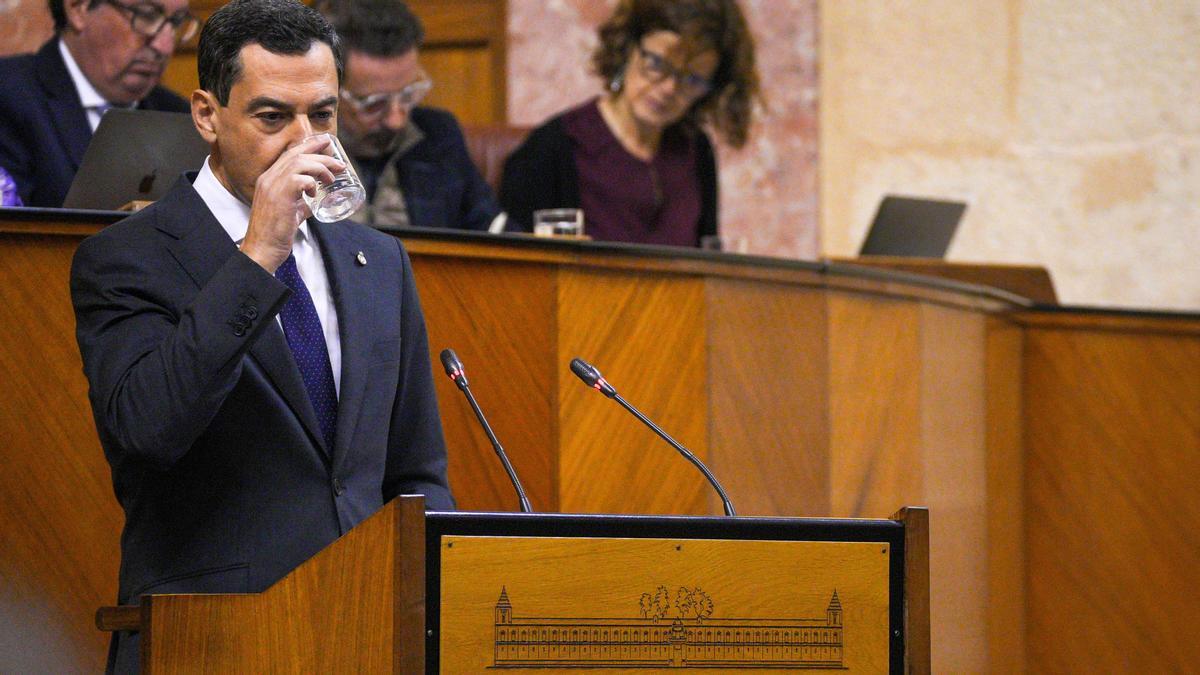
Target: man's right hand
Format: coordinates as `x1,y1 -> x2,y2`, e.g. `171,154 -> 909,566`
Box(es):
239,134 -> 345,273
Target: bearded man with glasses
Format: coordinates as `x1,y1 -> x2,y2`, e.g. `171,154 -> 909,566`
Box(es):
0,0 -> 196,207
318,0 -> 501,231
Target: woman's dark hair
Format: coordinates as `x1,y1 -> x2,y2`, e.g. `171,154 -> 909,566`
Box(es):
592,0 -> 760,148
198,0 -> 344,106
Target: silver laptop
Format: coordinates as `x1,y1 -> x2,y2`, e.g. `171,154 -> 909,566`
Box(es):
63,109 -> 209,210
859,195 -> 967,258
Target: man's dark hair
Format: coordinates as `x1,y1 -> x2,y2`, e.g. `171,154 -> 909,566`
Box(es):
318,0 -> 425,57
198,0 -> 345,106
49,0 -> 103,32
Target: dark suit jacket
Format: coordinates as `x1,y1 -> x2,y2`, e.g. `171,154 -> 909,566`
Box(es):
0,38 -> 188,207
70,176 -> 454,672
389,106 -> 500,230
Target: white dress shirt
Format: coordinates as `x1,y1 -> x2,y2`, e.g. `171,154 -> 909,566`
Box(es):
59,39 -> 119,132
192,158 -> 342,395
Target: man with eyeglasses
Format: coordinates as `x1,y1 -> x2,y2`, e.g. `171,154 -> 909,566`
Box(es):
319,0 -> 501,231
0,0 -> 196,207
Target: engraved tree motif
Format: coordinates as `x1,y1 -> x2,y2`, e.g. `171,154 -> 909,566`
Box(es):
638,593 -> 654,618
651,585 -> 672,621
675,587 -> 714,622
689,587 -> 714,622
675,587 -> 693,618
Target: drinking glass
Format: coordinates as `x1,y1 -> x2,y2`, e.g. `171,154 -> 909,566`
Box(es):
302,133 -> 365,222
533,208 -> 585,237
700,235 -> 750,254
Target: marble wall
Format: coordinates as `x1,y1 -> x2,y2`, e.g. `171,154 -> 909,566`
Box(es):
822,1 -> 1200,310
507,0 -> 820,259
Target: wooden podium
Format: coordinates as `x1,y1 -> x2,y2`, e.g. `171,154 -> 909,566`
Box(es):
99,497 -> 930,673
9,209 -> 1196,671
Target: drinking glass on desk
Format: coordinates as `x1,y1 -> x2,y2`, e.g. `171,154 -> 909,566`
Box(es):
700,235 -> 749,254
533,208 -> 584,237
302,133 -> 365,222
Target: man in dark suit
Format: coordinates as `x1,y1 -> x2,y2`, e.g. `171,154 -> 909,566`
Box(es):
320,0 -> 501,231
0,0 -> 195,207
69,0 -> 454,670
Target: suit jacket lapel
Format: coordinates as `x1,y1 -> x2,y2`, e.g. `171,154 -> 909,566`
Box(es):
311,219 -> 369,470
35,40 -> 92,170
156,177 -> 332,461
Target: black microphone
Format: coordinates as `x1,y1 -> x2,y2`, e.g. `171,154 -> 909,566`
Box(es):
440,348 -> 532,513
568,357 -> 736,517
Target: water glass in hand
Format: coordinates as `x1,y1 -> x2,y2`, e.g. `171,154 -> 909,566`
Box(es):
302,133 -> 365,222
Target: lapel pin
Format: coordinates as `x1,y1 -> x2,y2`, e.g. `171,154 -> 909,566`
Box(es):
356,251 -> 367,266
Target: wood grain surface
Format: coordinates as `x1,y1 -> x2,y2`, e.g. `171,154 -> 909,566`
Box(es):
1023,324 -> 1200,672
141,497 -> 424,673
895,507 -> 930,675
439,535 -> 891,673
411,257 -> 558,512
832,257 -> 1058,305
983,317 -> 1025,674
707,278 -> 830,517
557,269 -> 709,515
3,215 -> 1198,673
0,234 -> 121,673
828,293 -> 924,518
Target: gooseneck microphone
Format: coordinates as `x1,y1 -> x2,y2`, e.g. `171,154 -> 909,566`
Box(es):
569,358 -> 736,517
440,348 -> 532,513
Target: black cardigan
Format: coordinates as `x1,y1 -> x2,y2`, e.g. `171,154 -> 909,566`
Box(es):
498,110 -> 719,245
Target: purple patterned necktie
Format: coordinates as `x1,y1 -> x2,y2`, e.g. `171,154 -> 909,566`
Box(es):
275,254 -> 337,451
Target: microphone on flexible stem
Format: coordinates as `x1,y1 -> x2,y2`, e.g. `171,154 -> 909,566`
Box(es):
569,358 -> 736,517
440,348 -> 532,513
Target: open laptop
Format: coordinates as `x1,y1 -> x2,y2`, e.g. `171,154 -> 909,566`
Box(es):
63,109 -> 209,210
858,195 -> 967,258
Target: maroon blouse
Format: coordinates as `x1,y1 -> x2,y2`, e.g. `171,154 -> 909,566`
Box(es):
561,99 -> 702,247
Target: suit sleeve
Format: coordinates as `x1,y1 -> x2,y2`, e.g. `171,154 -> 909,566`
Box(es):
382,239 -> 455,509
443,115 -> 501,231
71,235 -> 291,469
0,84 -> 34,205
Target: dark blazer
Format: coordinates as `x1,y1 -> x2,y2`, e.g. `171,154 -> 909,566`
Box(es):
392,106 -> 500,230
70,176 -> 454,672
0,38 -> 188,207
498,109 -> 719,241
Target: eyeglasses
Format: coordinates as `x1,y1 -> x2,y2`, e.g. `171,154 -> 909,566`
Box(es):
636,46 -> 713,98
340,78 -> 433,118
98,0 -> 199,45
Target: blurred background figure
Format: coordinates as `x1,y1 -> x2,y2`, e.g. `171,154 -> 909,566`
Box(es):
1,166 -> 22,206
500,0 -> 758,247
319,0 -> 501,231
0,0 -> 195,207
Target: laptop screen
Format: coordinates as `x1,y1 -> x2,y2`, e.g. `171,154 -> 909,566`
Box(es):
62,109 -> 209,210
859,195 -> 967,258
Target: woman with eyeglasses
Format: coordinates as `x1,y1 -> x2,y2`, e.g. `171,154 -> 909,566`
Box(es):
500,0 -> 759,247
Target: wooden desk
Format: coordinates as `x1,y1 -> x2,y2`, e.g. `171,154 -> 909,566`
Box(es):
1,207 -> 1196,672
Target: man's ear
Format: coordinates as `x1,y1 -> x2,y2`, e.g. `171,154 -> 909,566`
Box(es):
191,89 -> 219,144
64,0 -> 92,33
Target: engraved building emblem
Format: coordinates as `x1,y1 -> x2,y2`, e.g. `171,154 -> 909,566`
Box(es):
491,587 -> 846,669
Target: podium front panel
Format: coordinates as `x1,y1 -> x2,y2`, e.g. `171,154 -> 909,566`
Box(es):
425,512 -> 905,674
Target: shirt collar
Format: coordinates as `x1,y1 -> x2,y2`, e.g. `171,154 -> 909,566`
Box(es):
59,38 -> 109,111
192,157 -> 313,246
